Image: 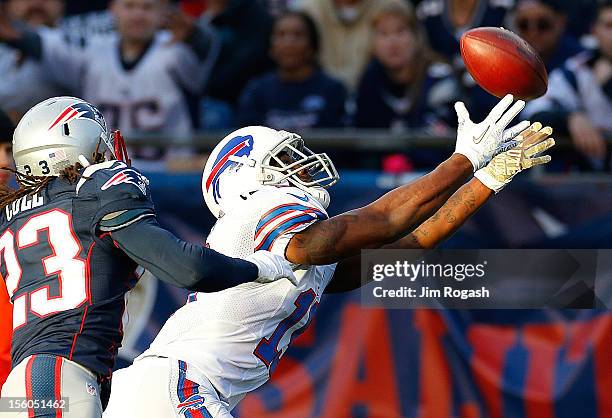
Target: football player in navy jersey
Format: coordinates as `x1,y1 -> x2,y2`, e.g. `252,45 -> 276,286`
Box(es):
0,97 -> 295,417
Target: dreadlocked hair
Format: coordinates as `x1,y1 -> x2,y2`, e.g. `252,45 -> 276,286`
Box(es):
0,141 -> 107,211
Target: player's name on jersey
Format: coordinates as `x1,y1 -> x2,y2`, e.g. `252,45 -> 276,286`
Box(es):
5,193 -> 44,221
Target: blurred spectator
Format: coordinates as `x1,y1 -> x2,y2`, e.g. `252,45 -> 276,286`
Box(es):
179,0 -> 207,17
261,0 -> 299,16
0,109 -> 15,185
4,0 -> 66,27
563,0 -> 598,39
416,0 -> 514,121
416,0 -> 512,63
203,0 -> 273,105
0,0 -> 68,119
297,0 -> 406,91
524,1 -> 612,170
513,0 -> 584,72
237,12 -> 346,130
0,0 -> 218,167
64,0 -> 111,15
354,3 -> 458,131
60,8 -> 116,46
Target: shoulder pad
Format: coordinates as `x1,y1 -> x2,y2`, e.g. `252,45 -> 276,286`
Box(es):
76,161 -> 151,203
252,187 -> 328,252
251,187 -> 327,213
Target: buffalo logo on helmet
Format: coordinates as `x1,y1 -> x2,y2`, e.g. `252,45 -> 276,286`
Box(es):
48,102 -> 106,131
205,135 -> 254,204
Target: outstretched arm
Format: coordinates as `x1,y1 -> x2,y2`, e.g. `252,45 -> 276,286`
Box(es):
286,95 -> 529,265
386,178 -> 492,250
325,123 -> 555,293
286,154 -> 473,265
324,179 -> 492,293
108,216 -> 295,292
110,216 -> 259,292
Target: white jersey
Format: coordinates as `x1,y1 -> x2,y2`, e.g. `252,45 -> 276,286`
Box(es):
137,186 -> 336,409
0,44 -> 67,116
37,29 -> 212,136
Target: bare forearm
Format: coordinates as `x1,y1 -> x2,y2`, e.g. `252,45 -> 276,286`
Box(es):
286,154 -> 472,264
372,154 -> 473,232
325,178 -> 492,293
387,178 -> 492,249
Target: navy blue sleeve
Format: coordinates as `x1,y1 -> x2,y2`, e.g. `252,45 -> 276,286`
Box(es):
110,216 -> 258,291
75,161 -> 258,291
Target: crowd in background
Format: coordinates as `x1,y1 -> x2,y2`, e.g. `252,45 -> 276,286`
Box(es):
0,0 -> 610,172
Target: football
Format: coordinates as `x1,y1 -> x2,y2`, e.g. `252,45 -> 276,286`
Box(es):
460,27 -> 548,100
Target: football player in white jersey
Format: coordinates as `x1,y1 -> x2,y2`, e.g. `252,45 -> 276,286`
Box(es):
104,95 -> 555,418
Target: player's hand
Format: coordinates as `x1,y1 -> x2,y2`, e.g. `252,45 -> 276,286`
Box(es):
246,251 -> 298,286
454,94 -> 530,171
162,6 -> 195,43
568,112 -> 606,160
475,122 -> 555,193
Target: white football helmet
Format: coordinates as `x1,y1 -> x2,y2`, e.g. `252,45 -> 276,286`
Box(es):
13,96 -> 120,177
202,126 -> 339,218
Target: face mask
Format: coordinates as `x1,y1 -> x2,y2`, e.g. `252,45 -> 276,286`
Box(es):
336,6 -> 360,24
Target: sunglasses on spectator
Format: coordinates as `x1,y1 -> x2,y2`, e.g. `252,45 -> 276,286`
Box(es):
516,17 -> 554,32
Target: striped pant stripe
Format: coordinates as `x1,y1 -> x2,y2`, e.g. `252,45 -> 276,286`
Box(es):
25,355 -> 63,418
176,361 -> 213,418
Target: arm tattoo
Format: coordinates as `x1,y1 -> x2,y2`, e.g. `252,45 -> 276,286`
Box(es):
391,180 -> 491,250
289,214 -> 354,264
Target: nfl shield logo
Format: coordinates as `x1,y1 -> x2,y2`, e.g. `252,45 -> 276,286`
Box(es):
86,382 -> 97,396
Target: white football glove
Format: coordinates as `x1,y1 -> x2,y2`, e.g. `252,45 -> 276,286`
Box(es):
454,94 -> 531,171
475,122 -> 555,193
246,251 -> 298,286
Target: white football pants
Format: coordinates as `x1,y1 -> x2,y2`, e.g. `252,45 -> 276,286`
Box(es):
103,356 -> 232,418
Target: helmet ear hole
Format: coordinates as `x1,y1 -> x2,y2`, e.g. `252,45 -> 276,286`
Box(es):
63,124 -> 70,136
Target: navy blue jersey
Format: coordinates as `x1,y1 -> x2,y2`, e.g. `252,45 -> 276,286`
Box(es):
1,161 -> 154,379
237,69 -> 347,130
416,0 -> 512,62
354,59 -> 459,129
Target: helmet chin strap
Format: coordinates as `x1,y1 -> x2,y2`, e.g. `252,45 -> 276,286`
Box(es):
78,155 -> 92,167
